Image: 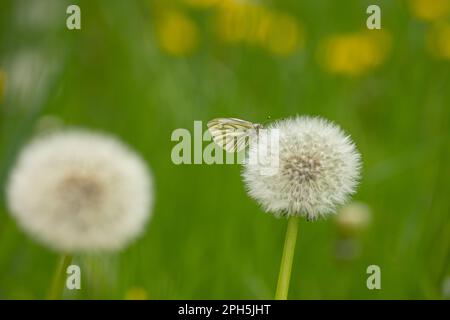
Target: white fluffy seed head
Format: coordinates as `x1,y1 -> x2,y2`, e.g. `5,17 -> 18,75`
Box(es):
336,202 -> 371,235
242,116 -> 361,220
6,129 -> 153,253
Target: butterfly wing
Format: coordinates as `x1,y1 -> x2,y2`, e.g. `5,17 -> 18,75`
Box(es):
207,118 -> 259,152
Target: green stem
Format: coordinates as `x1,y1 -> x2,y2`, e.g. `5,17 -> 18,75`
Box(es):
275,216 -> 300,300
48,254 -> 73,300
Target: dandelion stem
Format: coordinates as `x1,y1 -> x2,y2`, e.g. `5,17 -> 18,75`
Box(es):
48,254 -> 72,300
275,216 -> 300,300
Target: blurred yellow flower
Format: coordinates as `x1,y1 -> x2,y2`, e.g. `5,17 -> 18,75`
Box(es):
427,22 -> 450,60
409,0 -> 450,22
263,12 -> 303,56
125,287 -> 148,300
155,11 -> 199,56
215,1 -> 302,56
215,1 -> 266,44
0,70 -> 5,103
183,0 -> 223,9
318,31 -> 391,76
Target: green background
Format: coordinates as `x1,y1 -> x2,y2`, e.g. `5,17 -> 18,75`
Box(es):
0,0 -> 449,299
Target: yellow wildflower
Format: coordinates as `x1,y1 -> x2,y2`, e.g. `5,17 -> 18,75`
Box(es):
318,31 -> 391,76
409,0 -> 450,22
263,12 -> 303,56
427,21 -> 450,59
183,0 -> 223,9
125,287 -> 148,300
215,1 -> 267,44
155,11 -> 199,56
215,1 -> 302,56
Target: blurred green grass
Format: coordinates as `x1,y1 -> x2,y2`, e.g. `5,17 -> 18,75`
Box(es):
0,0 -> 449,299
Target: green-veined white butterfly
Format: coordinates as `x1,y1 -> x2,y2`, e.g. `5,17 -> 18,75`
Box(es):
207,118 -> 263,153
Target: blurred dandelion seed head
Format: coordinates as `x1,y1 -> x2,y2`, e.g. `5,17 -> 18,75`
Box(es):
14,0 -> 62,32
155,11 -> 199,57
6,130 -> 153,252
4,49 -> 60,109
242,116 -> 361,220
336,201 -> 372,236
318,31 -> 391,76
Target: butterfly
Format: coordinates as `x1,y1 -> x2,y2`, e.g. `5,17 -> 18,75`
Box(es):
207,118 -> 264,153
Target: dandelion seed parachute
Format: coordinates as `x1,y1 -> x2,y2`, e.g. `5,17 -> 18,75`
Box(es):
242,116 -> 361,220
6,130 -> 153,252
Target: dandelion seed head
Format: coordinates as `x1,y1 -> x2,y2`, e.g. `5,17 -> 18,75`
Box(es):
242,116 -> 361,220
6,130 -> 153,252
336,202 -> 371,235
